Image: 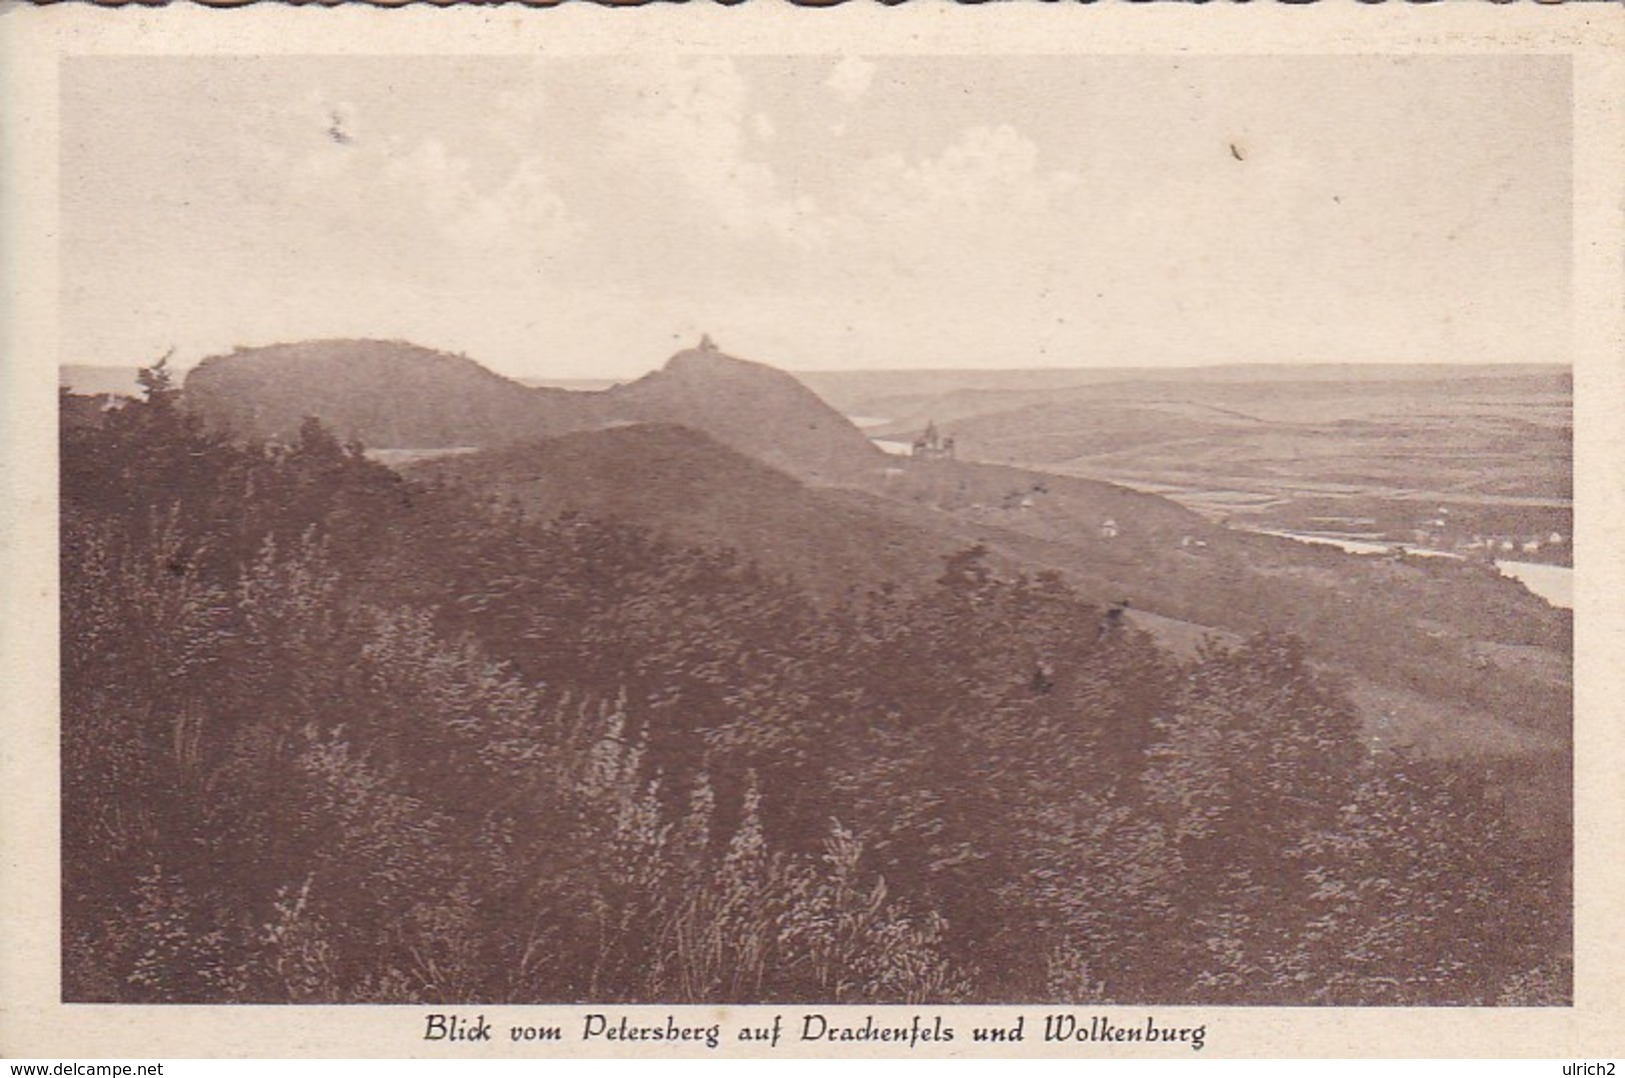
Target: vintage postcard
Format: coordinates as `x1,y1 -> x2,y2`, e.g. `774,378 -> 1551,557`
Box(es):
2,3 -> 1622,1061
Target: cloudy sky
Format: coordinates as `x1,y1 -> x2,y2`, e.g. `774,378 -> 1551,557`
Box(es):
61,54 -> 1570,379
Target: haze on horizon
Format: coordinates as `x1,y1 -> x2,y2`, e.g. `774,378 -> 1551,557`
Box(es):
62,55 -> 1571,381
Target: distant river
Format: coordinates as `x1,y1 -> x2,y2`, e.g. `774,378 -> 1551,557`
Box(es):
1257,529 -> 1573,610
1494,560 -> 1573,610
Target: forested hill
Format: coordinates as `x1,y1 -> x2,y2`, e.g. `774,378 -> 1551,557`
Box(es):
60,372 -> 1571,1006
166,339 -> 1576,784
606,346 -> 883,484
417,415 -> 1570,774
412,422 -> 975,605
182,339 -> 881,483
182,339 -> 604,448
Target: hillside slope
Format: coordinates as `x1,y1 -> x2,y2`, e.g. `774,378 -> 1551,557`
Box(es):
410,415 -> 1569,772
608,346 -> 882,484
181,339 -> 1569,763
412,423 -> 964,605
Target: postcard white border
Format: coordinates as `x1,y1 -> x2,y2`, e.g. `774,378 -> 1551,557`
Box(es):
2,4 -> 1621,1059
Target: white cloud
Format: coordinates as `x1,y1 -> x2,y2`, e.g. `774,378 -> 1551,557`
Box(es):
852,124 -> 1079,232
823,56 -> 876,105
382,142 -> 577,254
277,115 -> 580,276
606,57 -> 829,249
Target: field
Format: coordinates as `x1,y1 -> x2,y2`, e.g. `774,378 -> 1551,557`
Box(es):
801,363 -> 1573,565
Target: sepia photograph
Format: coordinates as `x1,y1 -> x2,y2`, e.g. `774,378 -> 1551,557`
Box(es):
4,4 -> 1624,1062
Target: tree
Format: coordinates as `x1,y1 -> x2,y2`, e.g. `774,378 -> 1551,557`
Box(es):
136,349 -> 180,407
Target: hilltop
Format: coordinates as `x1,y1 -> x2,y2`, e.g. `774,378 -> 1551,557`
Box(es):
605,345 -> 881,484
183,339 -> 599,448
181,338 -> 880,484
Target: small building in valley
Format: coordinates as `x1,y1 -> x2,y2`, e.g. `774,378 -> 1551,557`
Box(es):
912,420 -> 956,460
